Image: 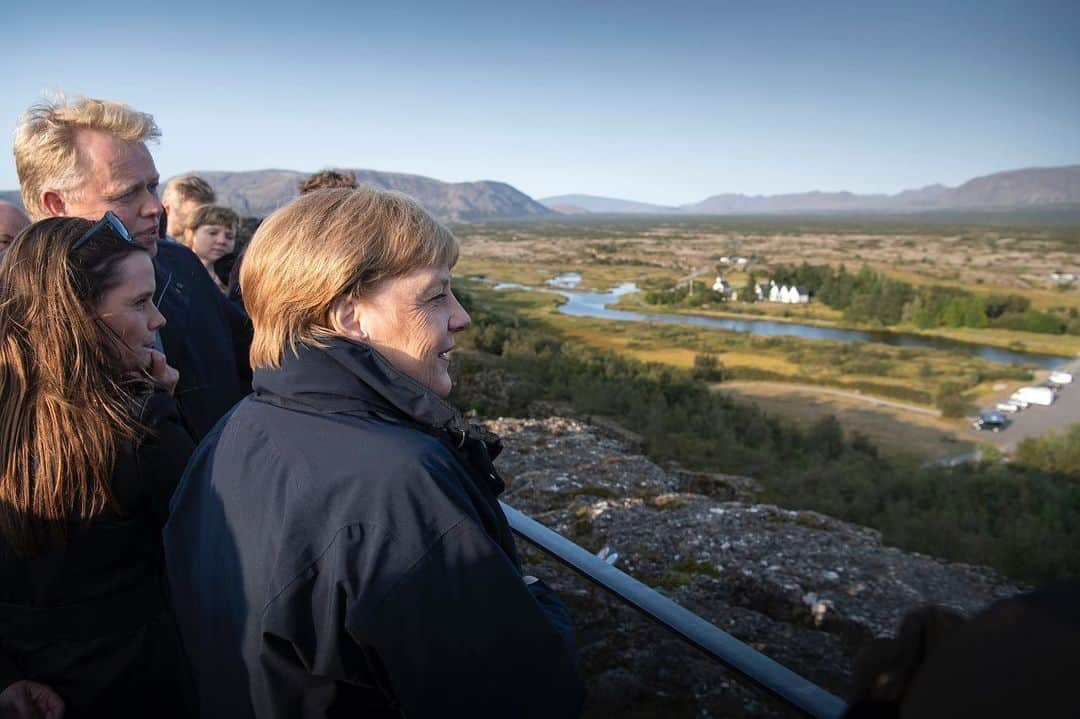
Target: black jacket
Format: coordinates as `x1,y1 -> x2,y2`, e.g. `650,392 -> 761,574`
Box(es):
164,337 -> 585,718
0,391 -> 195,717
155,241 -> 253,439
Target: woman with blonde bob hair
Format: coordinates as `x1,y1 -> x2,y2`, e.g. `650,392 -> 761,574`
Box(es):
164,188 -> 584,718
0,216 -> 194,717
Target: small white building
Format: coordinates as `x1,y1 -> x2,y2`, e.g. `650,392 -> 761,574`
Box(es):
712,276 -> 735,299
761,281 -> 810,304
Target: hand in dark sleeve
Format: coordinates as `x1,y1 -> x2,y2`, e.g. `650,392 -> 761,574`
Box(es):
355,519 -> 585,719
527,578 -> 581,674
0,678 -> 65,719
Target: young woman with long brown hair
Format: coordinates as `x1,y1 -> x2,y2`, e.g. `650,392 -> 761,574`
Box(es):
0,215 -> 194,718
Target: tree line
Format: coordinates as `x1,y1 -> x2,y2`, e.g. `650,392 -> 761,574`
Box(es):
769,262 -> 1079,334
642,261 -> 1078,336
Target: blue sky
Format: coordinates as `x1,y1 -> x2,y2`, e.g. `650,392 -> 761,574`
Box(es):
4,0 -> 1079,205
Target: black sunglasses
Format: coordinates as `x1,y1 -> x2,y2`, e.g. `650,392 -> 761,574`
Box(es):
71,211 -> 135,252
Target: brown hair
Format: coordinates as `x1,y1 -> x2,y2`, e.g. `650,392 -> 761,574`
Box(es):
0,217 -> 150,555
14,95 -> 160,220
241,188 -> 458,369
187,205 -> 238,235
162,174 -> 216,206
299,169 -> 359,195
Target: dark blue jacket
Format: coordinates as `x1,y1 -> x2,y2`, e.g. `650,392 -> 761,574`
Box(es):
154,241 -> 252,439
163,338 -> 584,718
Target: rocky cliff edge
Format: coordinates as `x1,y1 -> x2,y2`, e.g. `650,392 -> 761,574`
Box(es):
487,414 -> 1020,718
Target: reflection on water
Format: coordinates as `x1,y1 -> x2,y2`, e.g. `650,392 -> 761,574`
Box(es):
547,272 -> 583,289
495,280 -> 1067,369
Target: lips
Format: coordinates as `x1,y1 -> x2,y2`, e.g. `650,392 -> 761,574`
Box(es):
437,345 -> 455,361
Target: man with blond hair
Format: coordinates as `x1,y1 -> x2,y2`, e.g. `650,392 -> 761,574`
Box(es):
13,95 -> 251,439
161,173 -> 216,239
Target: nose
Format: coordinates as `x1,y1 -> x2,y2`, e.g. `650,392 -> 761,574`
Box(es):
449,291 -> 471,333
142,188 -> 164,222
149,302 -> 167,332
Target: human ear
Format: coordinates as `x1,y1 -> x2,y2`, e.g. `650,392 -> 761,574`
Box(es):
329,297 -> 367,341
41,190 -> 67,217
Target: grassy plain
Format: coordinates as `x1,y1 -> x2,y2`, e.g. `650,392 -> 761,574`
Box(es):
716,381 -> 973,461
453,214 -> 1079,457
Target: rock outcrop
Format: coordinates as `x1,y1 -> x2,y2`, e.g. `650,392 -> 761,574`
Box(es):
486,415 -> 1020,717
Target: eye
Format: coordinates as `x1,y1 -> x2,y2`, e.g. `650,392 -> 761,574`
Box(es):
429,292 -> 447,303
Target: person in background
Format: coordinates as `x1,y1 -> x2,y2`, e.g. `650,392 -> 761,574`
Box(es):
180,204 -> 238,293
0,215 -> 194,718
225,168 -> 359,305
14,95 -> 252,439
161,174 -> 215,242
0,200 -> 30,252
298,168 -> 359,194
164,188 -> 585,718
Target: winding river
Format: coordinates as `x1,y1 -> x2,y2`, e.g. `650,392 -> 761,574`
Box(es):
492,273 -> 1068,369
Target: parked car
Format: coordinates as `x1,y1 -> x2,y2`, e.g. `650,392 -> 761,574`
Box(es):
972,412 -> 1009,432
996,402 -> 1020,414
1049,371 -> 1073,385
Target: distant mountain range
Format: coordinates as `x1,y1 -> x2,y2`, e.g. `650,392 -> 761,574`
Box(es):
540,165 -> 1080,215
0,170 -> 554,222
3,164 -> 1078,220
195,169 -> 554,221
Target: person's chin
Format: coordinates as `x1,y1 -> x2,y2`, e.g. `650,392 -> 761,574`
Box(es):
432,373 -> 452,398
136,237 -> 158,256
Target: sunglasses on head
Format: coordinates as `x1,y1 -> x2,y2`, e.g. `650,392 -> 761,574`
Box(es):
71,211 -> 135,252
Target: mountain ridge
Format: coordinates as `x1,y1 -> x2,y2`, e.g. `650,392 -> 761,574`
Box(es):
3,164 -> 1078,219
541,165 -> 1080,214
194,168 -> 554,221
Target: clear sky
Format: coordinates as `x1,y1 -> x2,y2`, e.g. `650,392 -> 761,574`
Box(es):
4,0 -> 1079,205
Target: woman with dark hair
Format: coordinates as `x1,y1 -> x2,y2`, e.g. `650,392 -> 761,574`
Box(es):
0,215 -> 194,718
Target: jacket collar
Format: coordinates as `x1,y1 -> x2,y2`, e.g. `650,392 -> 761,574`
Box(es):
252,336 -> 501,457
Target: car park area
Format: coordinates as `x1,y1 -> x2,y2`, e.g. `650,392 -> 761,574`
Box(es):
970,361 -> 1080,450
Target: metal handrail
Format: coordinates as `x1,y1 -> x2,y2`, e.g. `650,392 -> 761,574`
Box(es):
501,501 -> 848,719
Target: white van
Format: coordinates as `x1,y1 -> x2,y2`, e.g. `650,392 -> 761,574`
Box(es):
1013,386 -> 1054,407
1007,393 -> 1029,409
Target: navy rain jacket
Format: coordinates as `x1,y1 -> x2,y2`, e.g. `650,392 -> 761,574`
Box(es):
164,337 -> 585,718
154,241 -> 253,439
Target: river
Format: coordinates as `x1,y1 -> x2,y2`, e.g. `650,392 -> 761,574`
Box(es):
491,273 -> 1068,369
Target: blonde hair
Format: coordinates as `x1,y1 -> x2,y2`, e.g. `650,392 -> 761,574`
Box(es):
242,188 -> 459,369
162,174 -> 215,208
14,95 -> 160,220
